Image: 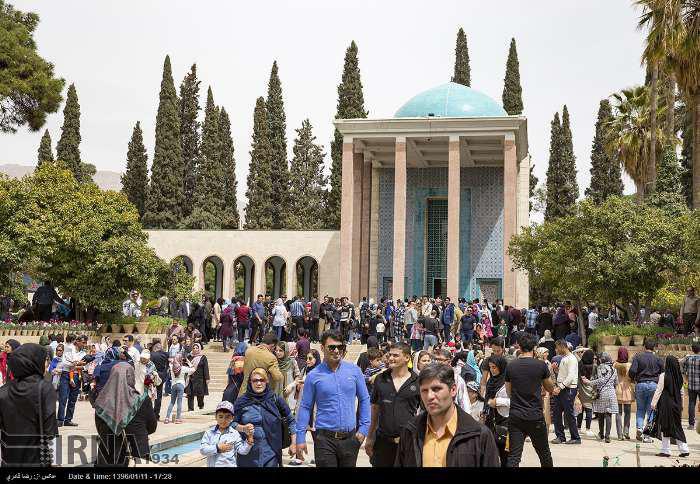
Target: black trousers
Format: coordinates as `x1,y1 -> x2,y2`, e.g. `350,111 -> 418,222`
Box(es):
310,318 -> 319,341
38,304 -> 52,322
153,383 -> 164,419
370,435 -> 398,467
506,415 -> 553,468
314,433 -> 361,467
249,320 -> 262,343
187,394 -> 204,411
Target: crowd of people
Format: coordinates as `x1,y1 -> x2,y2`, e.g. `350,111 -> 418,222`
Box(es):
0,288 -> 698,468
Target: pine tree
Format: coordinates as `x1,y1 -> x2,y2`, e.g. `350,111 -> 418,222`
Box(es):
245,97 -> 274,229
502,38 -> 524,115
37,130 -> 53,166
55,83 -> 87,181
179,64 -> 201,219
186,87 -> 225,229
219,107 -> 239,229
649,146 -> 687,215
545,112 -> 567,220
560,105 -> 579,206
451,28 -> 471,87
266,61 -> 290,228
327,41 -> 368,229
121,121 -> 149,218
143,55 -> 184,229
586,100 -> 623,204
285,119 -> 328,229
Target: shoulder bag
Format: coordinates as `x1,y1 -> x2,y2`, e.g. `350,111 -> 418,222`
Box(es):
274,395 -> 292,449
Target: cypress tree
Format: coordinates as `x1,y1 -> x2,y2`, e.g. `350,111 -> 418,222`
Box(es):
266,61 -> 290,228
586,100 -> 623,204
545,112 -> 566,220
649,147 -> 687,215
560,105 -> 579,207
179,64 -> 201,219
55,83 -> 86,181
219,107 -> 239,229
286,119 -> 328,229
529,164 -> 538,213
37,130 -> 53,166
451,28 -> 471,87
502,38 -> 524,115
186,87 -> 224,229
327,41 -> 368,229
121,121 -> 149,218
143,55 -> 184,228
245,97 -> 274,229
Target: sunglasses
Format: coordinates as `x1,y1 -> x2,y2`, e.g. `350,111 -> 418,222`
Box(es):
326,344 -> 346,352
306,355 -> 315,360
251,378 -> 267,384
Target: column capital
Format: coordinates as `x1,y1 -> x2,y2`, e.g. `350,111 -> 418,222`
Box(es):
395,136 -> 406,144
449,134 -> 460,143
343,136 -> 354,145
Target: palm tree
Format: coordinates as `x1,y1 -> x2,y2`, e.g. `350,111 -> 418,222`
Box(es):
638,0 -> 700,208
606,86 -> 667,200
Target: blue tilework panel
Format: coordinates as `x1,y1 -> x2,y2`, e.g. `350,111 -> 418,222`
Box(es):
376,167 -> 503,300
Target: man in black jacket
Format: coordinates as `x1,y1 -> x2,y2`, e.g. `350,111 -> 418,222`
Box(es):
394,363 -> 500,467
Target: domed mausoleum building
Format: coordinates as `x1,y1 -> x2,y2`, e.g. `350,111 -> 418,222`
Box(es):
147,82 -> 529,307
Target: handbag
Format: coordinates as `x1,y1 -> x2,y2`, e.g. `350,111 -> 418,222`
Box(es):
487,407 -> 508,446
642,410 -> 658,438
274,396 -> 292,449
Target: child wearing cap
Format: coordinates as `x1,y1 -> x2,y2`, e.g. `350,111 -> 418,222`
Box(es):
200,401 -> 254,467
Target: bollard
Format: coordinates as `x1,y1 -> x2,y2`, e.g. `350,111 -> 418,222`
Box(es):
635,442 -> 641,467
603,456 -> 609,467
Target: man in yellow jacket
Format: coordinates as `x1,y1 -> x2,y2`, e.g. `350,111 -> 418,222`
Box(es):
238,332 -> 284,396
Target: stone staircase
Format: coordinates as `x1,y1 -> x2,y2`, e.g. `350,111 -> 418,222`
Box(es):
203,341 -> 368,393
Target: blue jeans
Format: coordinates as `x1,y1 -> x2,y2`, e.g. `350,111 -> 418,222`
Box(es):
274,325 -> 283,340
553,387 -> 580,442
461,329 -> 474,343
57,372 -> 80,423
635,381 -> 657,430
443,324 -> 452,343
423,334 -> 438,350
689,389 -> 698,427
166,383 -> 184,420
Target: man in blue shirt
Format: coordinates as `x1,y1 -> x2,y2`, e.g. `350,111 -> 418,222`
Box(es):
251,294 -> 266,344
290,296 -> 306,340
442,297 -> 455,343
296,329 -> 371,467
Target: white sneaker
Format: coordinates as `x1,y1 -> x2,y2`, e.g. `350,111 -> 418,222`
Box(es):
586,430 -> 595,437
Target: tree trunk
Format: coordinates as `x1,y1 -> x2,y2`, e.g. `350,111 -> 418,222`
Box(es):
577,297 -> 586,347
634,179 -> 645,202
694,91 -> 700,209
664,74 -> 675,141
648,62 -> 658,195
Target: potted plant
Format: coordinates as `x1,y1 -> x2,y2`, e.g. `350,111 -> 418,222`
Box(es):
596,326 -> 617,346
617,325 -> 632,347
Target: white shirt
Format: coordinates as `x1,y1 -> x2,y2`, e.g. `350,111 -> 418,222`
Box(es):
588,312 -> 598,330
376,322 -> 385,333
557,352 -> 579,389
58,343 -> 86,372
127,345 -> 141,362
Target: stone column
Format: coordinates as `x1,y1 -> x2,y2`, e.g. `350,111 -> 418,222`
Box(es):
339,139 -> 355,298
368,166 -> 380,301
287,260 -> 295,299
359,158 -> 372,301
503,136 -> 518,305
516,155 -> 530,308
392,137 -> 407,300
447,136 -> 461,302
222,261 -> 232,300
351,152 -> 364,302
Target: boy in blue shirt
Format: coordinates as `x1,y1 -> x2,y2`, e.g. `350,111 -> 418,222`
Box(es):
200,401 -> 253,467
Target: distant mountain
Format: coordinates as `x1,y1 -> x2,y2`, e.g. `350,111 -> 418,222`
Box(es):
0,163 -> 122,191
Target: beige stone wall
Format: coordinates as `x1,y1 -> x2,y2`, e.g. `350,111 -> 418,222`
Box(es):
145,230 -> 341,299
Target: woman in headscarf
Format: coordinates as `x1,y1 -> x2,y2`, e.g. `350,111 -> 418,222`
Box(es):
0,343 -> 58,467
223,343 -> 247,405
481,310 -> 494,339
94,363 -> 157,466
576,349 -> 596,436
93,346 -> 123,398
219,304 -> 235,351
167,335 -> 182,358
412,350 -> 433,372
273,341 -> 301,409
294,349 -> 321,438
184,342 -> 209,412
49,343 -> 64,390
0,339 -> 21,384
582,353 -> 618,443
537,330 -> 556,362
552,306 -> 569,340
484,355 -> 509,468
39,335 -> 53,360
614,347 -> 634,440
233,368 -> 297,467
466,350 -> 482,384
651,355 -> 689,457
535,347 -> 552,433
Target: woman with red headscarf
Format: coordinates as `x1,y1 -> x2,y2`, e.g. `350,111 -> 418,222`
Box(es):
614,347 -> 634,440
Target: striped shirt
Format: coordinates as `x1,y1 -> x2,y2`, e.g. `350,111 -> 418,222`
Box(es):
290,300 -> 305,317
526,309 -> 539,329
682,354 -> 700,391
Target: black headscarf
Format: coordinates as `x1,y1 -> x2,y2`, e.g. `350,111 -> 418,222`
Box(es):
484,355 -> 508,401
656,355 -> 685,442
6,344 -> 47,424
6,339 -> 21,352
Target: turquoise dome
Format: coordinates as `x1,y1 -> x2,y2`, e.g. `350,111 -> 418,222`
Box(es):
394,82 -> 507,118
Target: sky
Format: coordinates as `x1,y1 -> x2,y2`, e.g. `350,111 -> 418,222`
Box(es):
4,0 -> 647,218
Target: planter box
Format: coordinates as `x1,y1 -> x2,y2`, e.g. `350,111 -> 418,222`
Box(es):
122,324 -> 135,334
601,335 -> 617,345
618,336 -> 631,346
135,322 -> 149,334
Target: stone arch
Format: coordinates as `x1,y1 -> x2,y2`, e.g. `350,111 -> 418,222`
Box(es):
201,255 -> 224,300
232,255 -> 255,305
264,255 -> 287,300
171,255 -> 193,275
295,256 -> 319,301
